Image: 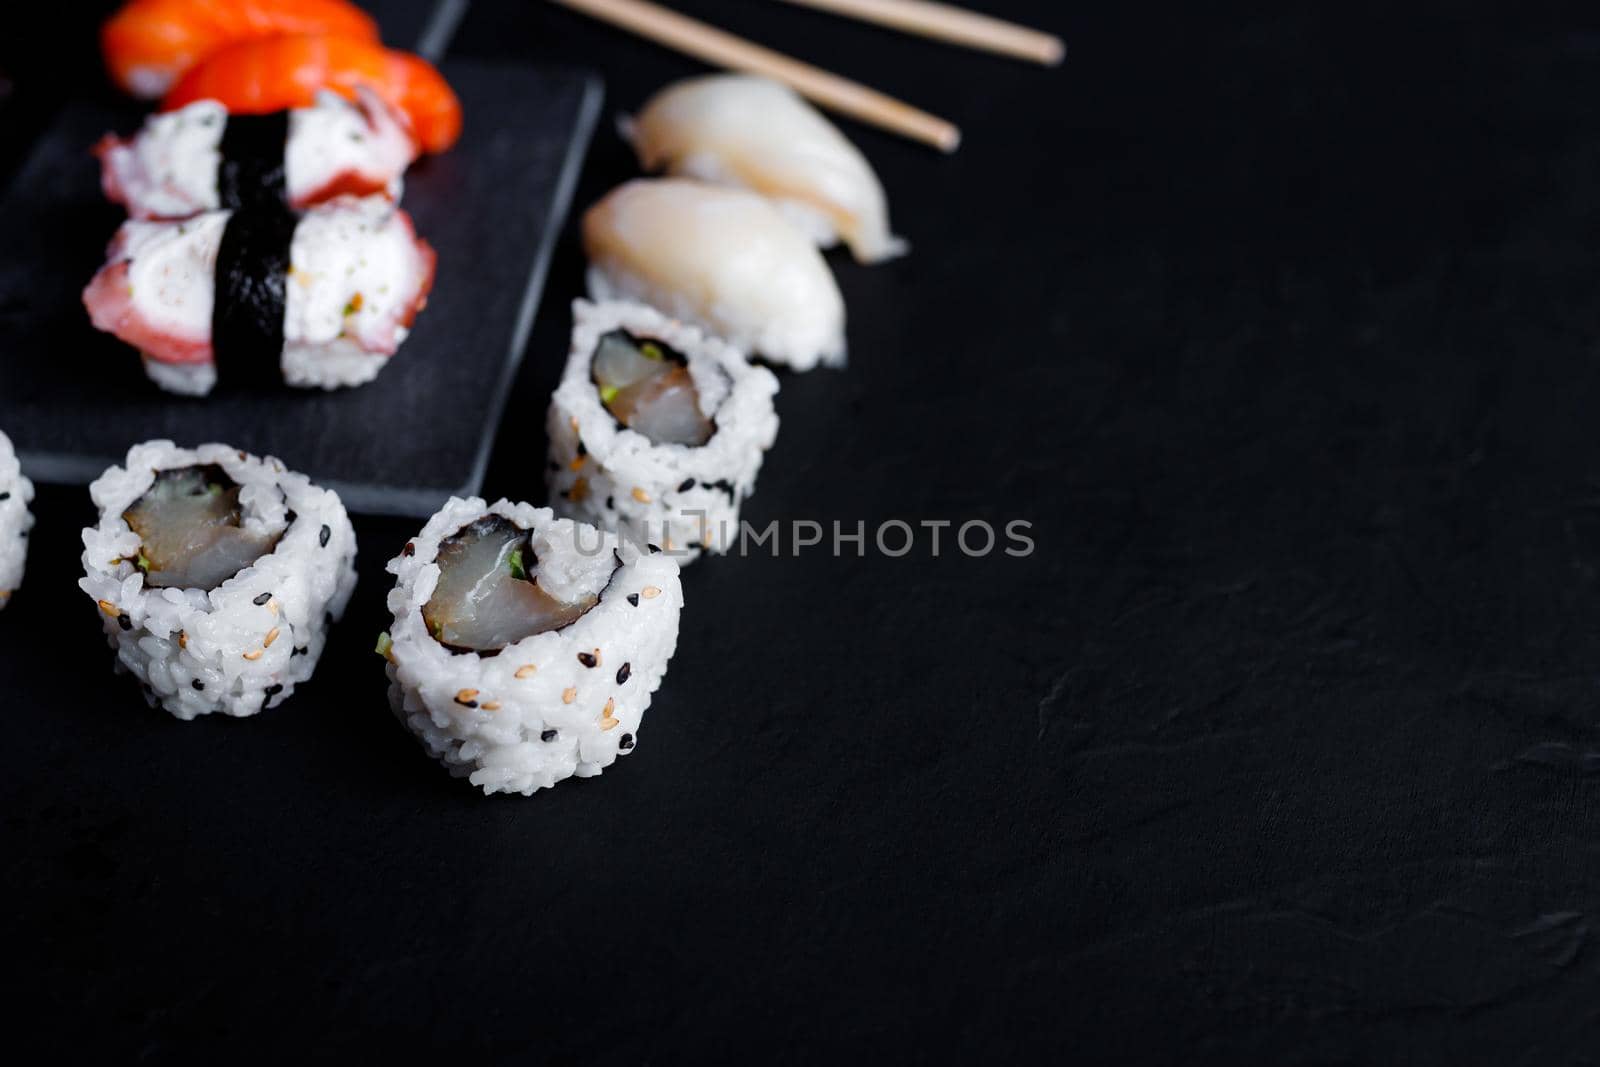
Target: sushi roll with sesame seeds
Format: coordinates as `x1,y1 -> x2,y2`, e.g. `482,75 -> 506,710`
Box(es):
382,497 -> 683,796
0,431 -> 35,610
78,441 -> 356,720
82,194 -> 435,396
547,300 -> 779,563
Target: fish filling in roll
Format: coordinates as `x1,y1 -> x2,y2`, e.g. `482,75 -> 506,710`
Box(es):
422,516 -> 602,653
592,330 -> 713,447
122,465 -> 282,590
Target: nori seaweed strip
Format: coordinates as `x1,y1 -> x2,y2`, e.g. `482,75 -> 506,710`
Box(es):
212,205 -> 298,388
216,111 -> 290,211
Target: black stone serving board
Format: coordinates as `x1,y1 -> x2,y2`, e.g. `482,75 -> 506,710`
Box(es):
0,59 -> 600,516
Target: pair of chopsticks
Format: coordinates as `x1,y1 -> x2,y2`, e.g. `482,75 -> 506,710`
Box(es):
549,0 -> 1064,153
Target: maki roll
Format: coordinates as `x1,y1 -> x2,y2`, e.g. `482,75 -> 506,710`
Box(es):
97,89 -> 417,220
383,498 -> 683,796
83,195 -> 435,395
547,300 -> 780,562
0,431 -> 35,610
583,179 -> 846,372
624,74 -> 905,264
78,441 -> 356,720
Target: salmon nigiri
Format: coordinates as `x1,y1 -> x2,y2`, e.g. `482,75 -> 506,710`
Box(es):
102,0 -> 379,99
163,33 -> 463,154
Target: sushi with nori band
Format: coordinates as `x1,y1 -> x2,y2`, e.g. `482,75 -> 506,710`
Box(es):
0,431 -> 35,611
101,0 -> 379,100
82,195 -> 436,395
97,89 -> 417,220
547,300 -> 780,563
78,441 -> 357,720
383,498 -> 683,796
583,178 -> 847,372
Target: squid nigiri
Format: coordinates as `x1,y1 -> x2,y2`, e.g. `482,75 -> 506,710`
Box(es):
583,179 -> 846,372
624,75 -> 905,265
97,88 -> 417,220
102,0 -> 379,99
163,34 -> 463,154
83,195 -> 435,396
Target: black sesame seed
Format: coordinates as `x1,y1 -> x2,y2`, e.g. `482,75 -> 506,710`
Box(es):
0,492 -> 8,501
540,729 -> 558,742
577,440 -> 587,457
319,524 -> 331,548
577,651 -> 597,668
677,478 -> 695,492
252,592 -> 272,606
618,733 -> 635,751
648,544 -> 661,554
605,496 -> 615,510
291,646 -> 307,657
264,684 -> 283,696
191,680 -> 204,691
627,593 -> 640,606
616,662 -> 631,685
117,613 -> 132,631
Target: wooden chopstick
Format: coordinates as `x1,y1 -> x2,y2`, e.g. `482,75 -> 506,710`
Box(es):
777,0 -> 1063,66
549,0 -> 962,152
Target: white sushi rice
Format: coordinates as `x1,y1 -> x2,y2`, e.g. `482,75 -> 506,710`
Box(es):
385,497 -> 684,796
547,300 -> 779,562
0,431 -> 35,610
78,441 -> 357,720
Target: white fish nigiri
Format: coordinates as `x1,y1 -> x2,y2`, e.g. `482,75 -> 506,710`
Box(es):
623,75 -> 905,265
583,179 -> 846,372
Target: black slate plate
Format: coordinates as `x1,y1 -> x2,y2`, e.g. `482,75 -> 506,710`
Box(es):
0,59 -> 601,516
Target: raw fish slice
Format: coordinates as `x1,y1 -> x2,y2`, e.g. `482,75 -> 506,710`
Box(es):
423,516 -> 598,653
592,331 -> 714,447
102,0 -> 379,99
163,33 -> 462,154
121,465 -> 281,590
627,74 -> 905,263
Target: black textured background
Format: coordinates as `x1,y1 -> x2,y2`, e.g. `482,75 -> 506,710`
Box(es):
3,1 -> 1598,1061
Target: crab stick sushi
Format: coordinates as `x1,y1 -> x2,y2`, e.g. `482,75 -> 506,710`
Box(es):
97,89 -> 417,220
584,179 -> 847,372
78,441 -> 357,720
625,74 -> 906,264
83,195 -> 435,396
0,431 -> 34,611
164,34 -> 463,155
102,0 -> 379,99
547,300 -> 779,563
382,498 -> 683,796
